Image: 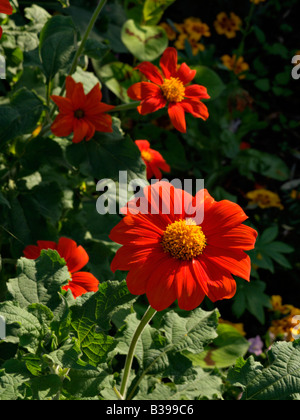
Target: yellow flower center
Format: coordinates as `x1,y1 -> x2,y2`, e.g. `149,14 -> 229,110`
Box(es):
141,150 -> 153,162
161,219 -> 207,260
161,77 -> 186,103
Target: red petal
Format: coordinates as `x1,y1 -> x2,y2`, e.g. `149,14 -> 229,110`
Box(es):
208,225 -> 258,251
51,114 -> 74,138
57,237 -> 89,273
72,119 -> 90,143
71,82 -> 86,110
0,0 -> 13,15
50,96 -> 73,113
135,140 -> 150,151
128,82 -> 162,101
168,102 -> 186,133
204,246 -> 251,281
159,47 -> 178,79
185,85 -> 210,99
145,256 -> 179,311
138,96 -> 167,115
202,200 -> 248,236
68,272 -> 99,297
199,257 -> 237,302
136,62 -> 164,85
180,99 -> 209,120
23,245 -> 42,260
66,76 -> 77,99
175,63 -> 196,85
175,261 -> 206,311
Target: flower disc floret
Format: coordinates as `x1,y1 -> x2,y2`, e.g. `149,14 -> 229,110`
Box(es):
161,77 -> 186,103
161,219 -> 207,260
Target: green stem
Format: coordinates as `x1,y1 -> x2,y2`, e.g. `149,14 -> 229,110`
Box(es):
119,306 -> 157,400
107,101 -> 140,113
236,3 -> 255,59
49,0 -> 107,119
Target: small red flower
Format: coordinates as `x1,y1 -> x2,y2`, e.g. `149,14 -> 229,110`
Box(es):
23,237 -> 99,298
109,181 -> 257,312
127,47 -> 210,133
135,140 -> 171,180
0,0 -> 13,39
51,76 -> 115,143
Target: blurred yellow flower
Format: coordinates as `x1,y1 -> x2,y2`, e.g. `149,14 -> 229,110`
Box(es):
269,307 -> 300,342
214,12 -> 242,39
221,54 -> 249,79
175,33 -> 205,56
160,22 -> 177,41
246,189 -> 284,210
270,296 -> 294,315
32,125 -> 42,138
184,17 -> 211,41
250,0 -> 267,4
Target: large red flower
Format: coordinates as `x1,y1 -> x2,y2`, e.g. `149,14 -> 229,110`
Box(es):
23,237 -> 99,298
135,140 -> 171,180
127,47 -> 210,133
109,181 -> 257,311
0,0 -> 13,39
51,76 -> 115,143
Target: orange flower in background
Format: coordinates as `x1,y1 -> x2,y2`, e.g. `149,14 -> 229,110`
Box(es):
109,181 -> 257,312
23,237 -> 99,298
135,140 -> 171,180
250,0 -> 267,4
0,0 -> 13,39
246,189 -> 284,210
184,17 -> 211,41
127,47 -> 210,133
51,76 -> 115,143
214,12 -> 242,39
174,33 -> 205,56
221,54 -> 249,79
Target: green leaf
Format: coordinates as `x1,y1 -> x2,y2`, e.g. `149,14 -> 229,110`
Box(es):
116,308 -> 219,396
255,79 -> 271,92
121,19 -> 168,62
6,250 -> 70,312
0,301 -> 52,352
259,226 -> 279,244
228,340 -> 300,400
143,0 -> 176,26
94,61 -> 141,103
70,280 -> 137,366
232,280 -> 272,324
30,375 -> 62,400
184,323 -> 249,369
194,66 -> 225,101
39,15 -> 78,80
234,149 -> 289,181
0,88 -> 45,145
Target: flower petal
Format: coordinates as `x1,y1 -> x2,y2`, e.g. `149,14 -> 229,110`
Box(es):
51,114 -> 74,138
128,82 -> 162,101
185,85 -> 210,99
175,261 -> 206,311
65,272 -> 99,298
57,237 -> 89,273
175,63 -> 196,85
199,257 -> 237,302
180,99 -> 209,120
138,96 -> 167,115
168,102 -> 186,133
159,47 -> 178,79
136,62 -> 164,85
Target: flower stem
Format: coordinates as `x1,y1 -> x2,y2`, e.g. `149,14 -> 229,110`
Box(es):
107,101 -> 140,113
49,0 -> 107,120
119,306 -> 157,400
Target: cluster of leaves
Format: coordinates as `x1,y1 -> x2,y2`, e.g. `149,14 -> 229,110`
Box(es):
0,0 -> 299,400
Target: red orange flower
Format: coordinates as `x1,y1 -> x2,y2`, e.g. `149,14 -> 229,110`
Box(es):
51,76 -> 115,143
0,0 -> 13,39
23,237 -> 99,298
135,140 -> 171,180
127,47 -> 210,133
109,181 -> 257,311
